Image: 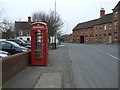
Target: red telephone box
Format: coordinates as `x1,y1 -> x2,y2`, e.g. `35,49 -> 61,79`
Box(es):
31,22 -> 48,65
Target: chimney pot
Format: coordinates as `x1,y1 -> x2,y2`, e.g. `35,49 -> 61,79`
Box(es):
28,16 -> 31,23
100,8 -> 105,17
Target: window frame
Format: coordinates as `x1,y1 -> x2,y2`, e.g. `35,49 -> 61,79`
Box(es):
104,25 -> 107,30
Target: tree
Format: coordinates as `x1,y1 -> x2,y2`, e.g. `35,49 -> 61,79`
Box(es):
32,10 -> 63,40
0,18 -> 15,39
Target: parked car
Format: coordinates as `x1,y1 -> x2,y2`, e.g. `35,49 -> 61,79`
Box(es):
7,39 -> 31,49
0,50 -> 10,58
0,41 -> 29,55
23,40 -> 31,49
7,39 -> 27,47
23,40 -> 31,45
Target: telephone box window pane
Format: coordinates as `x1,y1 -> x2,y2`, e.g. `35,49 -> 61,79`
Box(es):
35,53 -> 41,56
35,46 -> 42,50
35,53 -> 42,57
35,51 -> 41,53
35,58 -> 42,61
35,43 -> 42,46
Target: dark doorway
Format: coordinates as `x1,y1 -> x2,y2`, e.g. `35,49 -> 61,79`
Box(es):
80,36 -> 84,43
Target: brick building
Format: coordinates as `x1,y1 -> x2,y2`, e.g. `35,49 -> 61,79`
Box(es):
15,17 -> 32,41
15,17 -> 59,43
72,1 -> 120,44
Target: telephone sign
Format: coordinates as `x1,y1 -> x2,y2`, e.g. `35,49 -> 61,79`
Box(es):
31,22 -> 48,65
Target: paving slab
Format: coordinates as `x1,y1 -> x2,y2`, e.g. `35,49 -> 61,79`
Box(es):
35,72 -> 62,88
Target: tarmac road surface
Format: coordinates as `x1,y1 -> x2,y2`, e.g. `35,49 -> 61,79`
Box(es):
66,43 -> 118,88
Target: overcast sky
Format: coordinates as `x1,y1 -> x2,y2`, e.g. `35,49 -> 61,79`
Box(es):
0,0 -> 119,34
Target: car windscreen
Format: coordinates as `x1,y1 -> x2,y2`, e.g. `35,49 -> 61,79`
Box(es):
24,40 -> 31,44
7,41 -> 20,47
19,39 -> 26,44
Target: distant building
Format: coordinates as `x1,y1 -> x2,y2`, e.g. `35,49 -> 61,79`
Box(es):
59,34 -> 73,42
69,34 -> 73,42
72,1 -> 120,44
15,17 -> 32,41
15,17 -> 58,43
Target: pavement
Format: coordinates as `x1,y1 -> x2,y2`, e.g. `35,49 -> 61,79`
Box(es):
3,44 -> 74,88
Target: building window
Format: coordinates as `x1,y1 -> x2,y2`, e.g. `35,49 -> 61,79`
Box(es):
19,31 -> 23,36
104,34 -> 106,41
96,26 -> 98,31
27,38 -> 30,41
26,31 -> 30,36
99,34 -> 102,41
90,35 -> 93,38
100,26 -> 102,31
85,35 -> 89,38
95,34 -> 97,41
73,36 -> 75,39
104,25 -> 106,30
114,21 -> 118,28
108,24 -> 112,30
114,32 -> 118,40
114,11 -> 118,17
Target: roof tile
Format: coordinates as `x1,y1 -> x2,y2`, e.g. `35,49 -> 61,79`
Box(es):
73,13 -> 113,31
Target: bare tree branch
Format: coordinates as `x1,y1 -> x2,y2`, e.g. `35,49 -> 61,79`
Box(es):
0,18 -> 15,38
32,10 -> 63,38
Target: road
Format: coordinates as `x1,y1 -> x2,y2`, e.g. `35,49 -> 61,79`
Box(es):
62,43 -> 118,88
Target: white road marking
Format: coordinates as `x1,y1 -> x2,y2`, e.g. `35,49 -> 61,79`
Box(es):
106,53 -> 120,61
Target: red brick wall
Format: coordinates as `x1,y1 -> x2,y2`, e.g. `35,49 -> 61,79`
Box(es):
118,9 -> 120,43
2,51 -> 31,84
72,22 -> 119,44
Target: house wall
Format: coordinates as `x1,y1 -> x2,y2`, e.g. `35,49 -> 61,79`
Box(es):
72,4 -> 119,44
17,36 -> 31,41
118,8 -> 120,43
112,8 -> 119,43
93,23 -> 114,44
73,21 -> 118,44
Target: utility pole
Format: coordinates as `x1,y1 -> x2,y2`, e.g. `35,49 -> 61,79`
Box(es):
54,0 -> 57,49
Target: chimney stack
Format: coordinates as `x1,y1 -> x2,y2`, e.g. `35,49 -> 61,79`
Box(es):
28,16 -> 31,23
100,8 -> 105,17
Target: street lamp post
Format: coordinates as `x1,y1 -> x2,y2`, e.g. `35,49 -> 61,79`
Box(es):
54,0 -> 57,49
